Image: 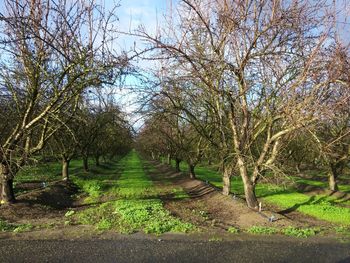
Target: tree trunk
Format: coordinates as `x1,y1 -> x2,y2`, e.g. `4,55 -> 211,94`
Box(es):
189,164 -> 196,179
62,158 -> 70,181
83,157 -> 89,172
95,155 -> 100,166
328,165 -> 338,191
0,163 -> 15,204
222,167 -> 231,195
167,154 -> 171,165
243,181 -> 258,209
151,151 -> 155,160
238,158 -> 259,208
175,158 -> 181,172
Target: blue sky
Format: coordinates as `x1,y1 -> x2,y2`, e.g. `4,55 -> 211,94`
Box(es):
105,0 -> 170,128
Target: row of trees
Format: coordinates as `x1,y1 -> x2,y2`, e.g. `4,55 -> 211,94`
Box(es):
136,0 -> 350,208
0,0 -> 132,204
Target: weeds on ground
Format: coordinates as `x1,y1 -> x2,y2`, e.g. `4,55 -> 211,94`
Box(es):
227,226 -> 239,234
73,151 -> 195,235
209,236 -> 223,242
247,226 -> 277,235
115,199 -> 194,234
282,226 -> 319,238
0,219 -> 33,233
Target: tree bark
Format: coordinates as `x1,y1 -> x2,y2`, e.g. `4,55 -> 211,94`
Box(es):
328,165 -> 338,191
167,153 -> 171,165
238,158 -> 259,208
83,157 -> 89,172
243,180 -> 258,209
95,155 -> 100,166
175,158 -> 181,172
62,158 -> 70,181
189,164 -> 196,179
0,163 -> 15,204
222,167 -> 231,195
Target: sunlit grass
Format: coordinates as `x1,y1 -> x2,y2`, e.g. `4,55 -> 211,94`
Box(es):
170,160 -> 350,225
74,151 -> 195,234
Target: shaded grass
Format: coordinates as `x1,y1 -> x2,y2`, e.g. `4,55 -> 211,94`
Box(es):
0,219 -> 33,233
71,161 -> 123,204
292,176 -> 350,193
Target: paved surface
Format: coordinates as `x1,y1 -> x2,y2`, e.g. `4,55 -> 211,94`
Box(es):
0,238 -> 349,263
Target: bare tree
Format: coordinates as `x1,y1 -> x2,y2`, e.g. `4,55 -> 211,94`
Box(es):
0,0 -> 126,204
137,0 -> 339,208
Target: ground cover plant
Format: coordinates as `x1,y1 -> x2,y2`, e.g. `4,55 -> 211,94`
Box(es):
169,161 -> 350,226
72,151 -> 195,234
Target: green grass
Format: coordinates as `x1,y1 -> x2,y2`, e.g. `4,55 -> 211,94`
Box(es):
227,226 -> 239,234
113,152 -> 194,234
247,226 -> 277,235
246,225 -> 319,237
169,160 -> 350,226
72,161 -> 124,204
282,226 -> 319,238
263,193 -> 350,225
74,151 -> 195,234
14,158 -> 96,195
291,176 -> 350,193
0,219 -> 33,233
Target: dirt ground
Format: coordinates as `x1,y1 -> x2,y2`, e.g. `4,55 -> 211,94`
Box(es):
0,161 -> 342,240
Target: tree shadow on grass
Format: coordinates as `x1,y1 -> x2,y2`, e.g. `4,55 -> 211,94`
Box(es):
278,196 -> 316,215
277,195 -> 333,215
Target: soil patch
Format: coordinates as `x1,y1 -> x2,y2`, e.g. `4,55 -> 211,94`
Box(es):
0,180 -> 83,226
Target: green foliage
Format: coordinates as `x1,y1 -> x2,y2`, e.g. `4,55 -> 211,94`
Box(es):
75,202 -> 118,229
247,226 -> 277,235
282,226 -> 318,238
115,199 -> 194,234
0,219 -> 33,233
74,151 -> 195,234
0,219 -> 13,232
13,224 -> 34,233
264,193 -> 350,225
65,210 -> 75,217
112,152 -> 195,234
335,226 -> 350,234
227,226 -> 239,234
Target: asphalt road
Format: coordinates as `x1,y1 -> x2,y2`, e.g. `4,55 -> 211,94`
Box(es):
0,237 -> 349,263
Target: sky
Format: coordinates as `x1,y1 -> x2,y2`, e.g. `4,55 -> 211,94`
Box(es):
109,0 -> 170,130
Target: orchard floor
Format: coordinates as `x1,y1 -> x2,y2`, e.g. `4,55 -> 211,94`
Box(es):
0,158 -> 347,243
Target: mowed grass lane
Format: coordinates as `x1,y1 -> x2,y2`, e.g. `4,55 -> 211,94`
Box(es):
73,151 -> 194,234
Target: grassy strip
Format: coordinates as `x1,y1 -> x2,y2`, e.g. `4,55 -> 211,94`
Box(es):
73,151 -> 194,234
169,161 -> 350,225
242,225 -> 321,238
291,176 -> 350,193
0,219 -> 33,233
113,152 -> 194,234
72,161 -> 124,204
